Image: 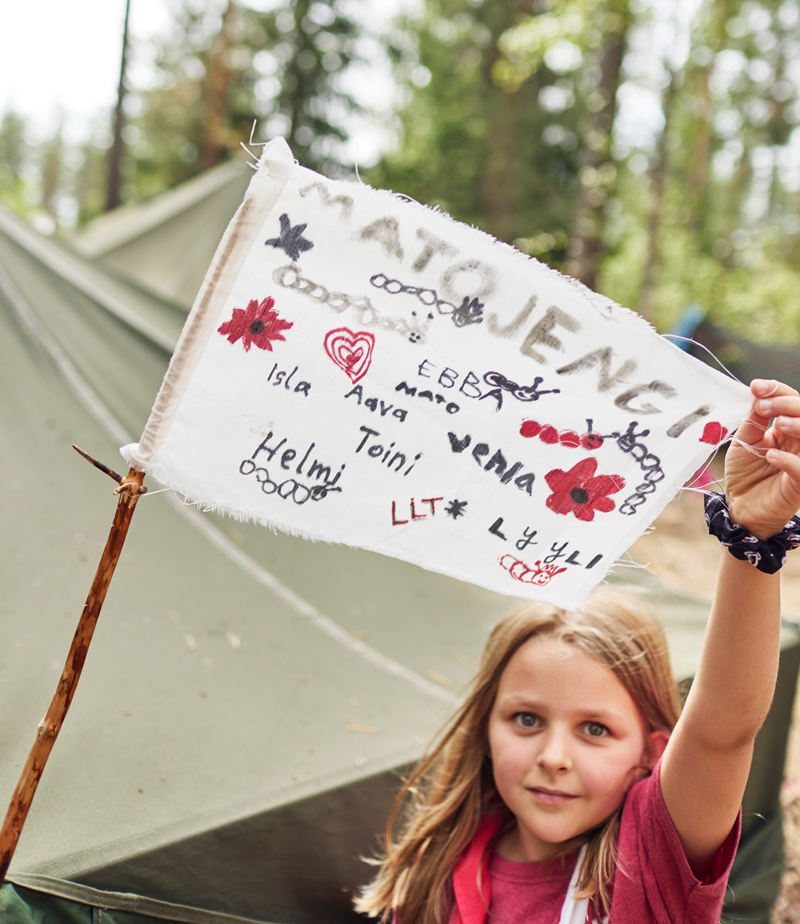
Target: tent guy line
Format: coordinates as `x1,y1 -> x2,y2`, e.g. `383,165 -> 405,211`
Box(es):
0,252 -> 458,708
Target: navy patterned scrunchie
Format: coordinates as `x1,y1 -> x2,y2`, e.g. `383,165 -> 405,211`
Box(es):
704,492 -> 800,574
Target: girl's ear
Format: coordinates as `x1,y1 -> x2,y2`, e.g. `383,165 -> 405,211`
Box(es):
644,730 -> 670,768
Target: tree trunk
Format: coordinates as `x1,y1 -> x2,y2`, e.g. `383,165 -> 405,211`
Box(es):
480,89 -> 523,244
566,0 -> 630,291
639,69 -> 677,322
200,0 -> 236,171
688,0 -> 728,234
478,0 -> 535,243
285,0 -> 313,161
688,63 -> 712,233
106,0 -> 132,211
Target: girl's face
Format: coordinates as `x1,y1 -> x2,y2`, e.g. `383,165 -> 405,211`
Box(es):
487,637 -> 662,862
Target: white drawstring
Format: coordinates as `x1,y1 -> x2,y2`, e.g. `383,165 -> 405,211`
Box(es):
559,844 -> 591,924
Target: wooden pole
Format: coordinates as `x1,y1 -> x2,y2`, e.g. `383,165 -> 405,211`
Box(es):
0,458 -> 146,882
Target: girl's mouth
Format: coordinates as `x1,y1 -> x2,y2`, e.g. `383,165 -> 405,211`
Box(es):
528,787 -> 578,805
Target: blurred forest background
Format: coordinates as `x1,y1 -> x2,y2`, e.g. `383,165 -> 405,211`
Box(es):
2,0 -> 800,342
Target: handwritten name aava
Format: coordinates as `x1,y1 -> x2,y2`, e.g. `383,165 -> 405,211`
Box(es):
344,386 -> 409,421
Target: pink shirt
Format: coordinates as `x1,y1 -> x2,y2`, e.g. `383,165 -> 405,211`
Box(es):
448,759 -> 741,924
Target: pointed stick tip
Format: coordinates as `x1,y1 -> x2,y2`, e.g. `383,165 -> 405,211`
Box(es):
72,445 -> 123,484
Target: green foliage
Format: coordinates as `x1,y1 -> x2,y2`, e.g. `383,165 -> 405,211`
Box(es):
117,0 -> 360,202
374,0 -> 800,343
367,0 -> 589,263
598,0 -> 800,341
47,0 -> 362,225
0,110 -> 31,215
2,0 -> 800,347
120,2 -> 272,204
39,120 -> 66,220
74,127 -> 111,226
261,0 -> 361,177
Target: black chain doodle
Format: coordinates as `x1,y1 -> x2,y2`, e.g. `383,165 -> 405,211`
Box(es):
369,274 -> 484,327
594,420 -> 665,516
483,372 -> 561,403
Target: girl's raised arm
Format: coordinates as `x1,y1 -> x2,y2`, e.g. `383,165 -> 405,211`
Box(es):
660,378 -> 800,880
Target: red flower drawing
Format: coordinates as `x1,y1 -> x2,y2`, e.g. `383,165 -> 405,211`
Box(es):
545,457 -> 625,522
218,296 -> 293,352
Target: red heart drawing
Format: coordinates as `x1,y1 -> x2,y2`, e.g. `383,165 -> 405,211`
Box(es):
324,327 -> 375,383
699,422 -> 728,444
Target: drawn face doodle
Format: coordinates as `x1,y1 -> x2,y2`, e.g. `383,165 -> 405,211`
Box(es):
324,327 -> 375,383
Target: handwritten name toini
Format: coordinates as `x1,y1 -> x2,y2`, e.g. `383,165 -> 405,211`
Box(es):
356,427 -> 422,476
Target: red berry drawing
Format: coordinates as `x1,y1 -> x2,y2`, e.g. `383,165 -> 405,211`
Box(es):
699,422 -> 728,444
558,430 -> 581,448
520,420 -> 541,439
581,432 -> 604,450
520,420 -> 604,451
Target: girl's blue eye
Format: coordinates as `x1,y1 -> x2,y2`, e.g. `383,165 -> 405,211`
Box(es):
584,722 -> 608,738
514,712 -> 539,729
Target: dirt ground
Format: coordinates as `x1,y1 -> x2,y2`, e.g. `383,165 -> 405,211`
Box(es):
628,481 -> 800,922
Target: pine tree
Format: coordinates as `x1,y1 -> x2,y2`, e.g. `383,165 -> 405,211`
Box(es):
39,119 -> 66,227
370,0 -> 588,264
600,0 -> 800,340
0,110 -> 30,213
258,0 -> 360,176
564,0 -> 631,289
111,0 -> 361,205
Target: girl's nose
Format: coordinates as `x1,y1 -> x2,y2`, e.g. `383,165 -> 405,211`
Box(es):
537,730 -> 573,773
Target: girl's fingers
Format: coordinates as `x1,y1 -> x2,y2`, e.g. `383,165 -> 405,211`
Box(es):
751,378 -> 798,399
753,395 -> 800,419
738,381 -> 800,447
774,416 -> 800,439
765,448 -> 800,496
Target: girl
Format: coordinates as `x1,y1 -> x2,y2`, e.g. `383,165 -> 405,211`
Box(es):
357,378 -> 800,924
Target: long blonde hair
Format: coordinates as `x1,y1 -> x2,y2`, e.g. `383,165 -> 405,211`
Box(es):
355,589 -> 681,924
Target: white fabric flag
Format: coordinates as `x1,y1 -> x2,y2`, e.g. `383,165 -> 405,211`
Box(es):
122,138 -> 751,609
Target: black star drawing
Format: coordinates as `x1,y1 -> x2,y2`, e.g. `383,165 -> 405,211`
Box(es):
265,213 -> 315,261
445,499 -> 468,520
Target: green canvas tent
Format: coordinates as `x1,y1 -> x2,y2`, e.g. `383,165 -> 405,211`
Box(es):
0,201 -> 798,924
690,320 -> 800,397
72,159 -> 252,310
